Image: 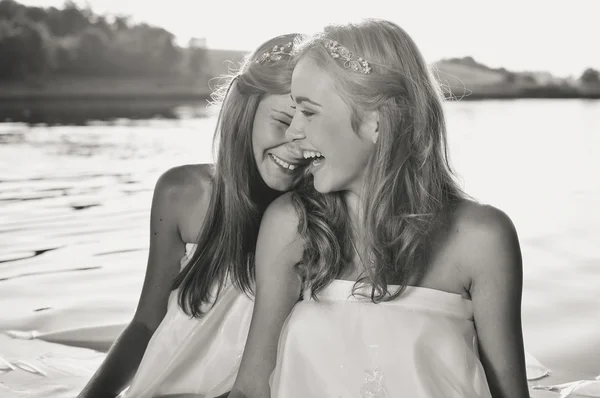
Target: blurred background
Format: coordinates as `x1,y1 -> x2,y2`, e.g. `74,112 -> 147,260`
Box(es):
0,0 -> 598,389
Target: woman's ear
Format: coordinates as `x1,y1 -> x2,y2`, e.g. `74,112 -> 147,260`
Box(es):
373,121 -> 379,144
360,110 -> 379,144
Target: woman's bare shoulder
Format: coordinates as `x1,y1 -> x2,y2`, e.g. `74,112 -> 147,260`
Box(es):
155,164 -> 212,197
448,199 -> 521,282
258,191 -> 303,256
153,164 -> 214,239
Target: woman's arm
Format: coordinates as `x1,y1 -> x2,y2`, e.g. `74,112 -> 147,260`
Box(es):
463,204 -> 529,398
228,193 -> 304,398
78,165 -> 209,398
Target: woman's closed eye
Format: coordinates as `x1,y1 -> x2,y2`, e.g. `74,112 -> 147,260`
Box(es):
290,106 -> 314,118
275,118 -> 291,127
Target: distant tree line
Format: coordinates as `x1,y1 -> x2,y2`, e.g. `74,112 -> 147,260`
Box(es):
2,0 -> 598,96
0,0 -> 209,80
580,68 -> 600,84
442,56 -> 600,87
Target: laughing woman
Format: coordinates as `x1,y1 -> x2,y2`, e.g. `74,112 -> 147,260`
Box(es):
229,20 -> 530,398
77,33 -> 307,398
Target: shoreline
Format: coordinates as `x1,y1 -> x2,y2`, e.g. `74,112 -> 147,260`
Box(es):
0,77 -> 213,103
2,93 -> 599,102
1,77 -> 600,102
0,94 -> 213,102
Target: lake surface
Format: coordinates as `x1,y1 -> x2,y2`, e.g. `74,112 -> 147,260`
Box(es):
0,98 -> 599,376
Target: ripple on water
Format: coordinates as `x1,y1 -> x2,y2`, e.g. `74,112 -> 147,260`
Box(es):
1,101 -> 599,377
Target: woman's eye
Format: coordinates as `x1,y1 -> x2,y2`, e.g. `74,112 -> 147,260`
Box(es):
301,110 -> 314,117
276,119 -> 290,126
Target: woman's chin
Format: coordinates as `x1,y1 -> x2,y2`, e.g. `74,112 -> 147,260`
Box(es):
258,169 -> 293,193
265,179 -> 294,193
313,179 -> 334,194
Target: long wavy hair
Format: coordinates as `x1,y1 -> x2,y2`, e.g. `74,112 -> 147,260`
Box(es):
173,33 -> 300,318
291,19 -> 465,302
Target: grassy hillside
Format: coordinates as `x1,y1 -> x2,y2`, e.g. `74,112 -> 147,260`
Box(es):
433,57 -> 600,99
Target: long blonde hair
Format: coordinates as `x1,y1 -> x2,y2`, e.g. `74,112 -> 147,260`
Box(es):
173,33 -> 301,317
291,20 -> 465,302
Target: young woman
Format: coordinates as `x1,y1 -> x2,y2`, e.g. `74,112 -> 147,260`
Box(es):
229,19 -> 530,398
77,33 -> 307,398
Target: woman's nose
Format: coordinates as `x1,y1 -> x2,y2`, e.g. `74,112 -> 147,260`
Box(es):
285,120 -> 305,142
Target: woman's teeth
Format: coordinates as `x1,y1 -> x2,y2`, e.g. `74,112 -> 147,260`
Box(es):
303,150 -> 323,159
271,154 -> 298,170
303,150 -> 325,166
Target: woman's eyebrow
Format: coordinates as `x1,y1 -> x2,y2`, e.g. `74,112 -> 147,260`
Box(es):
290,94 -> 322,107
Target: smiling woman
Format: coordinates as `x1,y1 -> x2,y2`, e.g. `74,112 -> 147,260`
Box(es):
227,19 -> 532,398
73,33 -> 308,398
288,59 -> 378,194
252,95 -> 305,186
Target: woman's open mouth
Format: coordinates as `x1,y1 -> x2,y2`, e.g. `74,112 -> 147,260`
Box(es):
303,150 -> 325,170
269,153 -> 305,173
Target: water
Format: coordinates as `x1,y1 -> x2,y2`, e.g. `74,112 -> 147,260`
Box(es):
0,99 -> 599,375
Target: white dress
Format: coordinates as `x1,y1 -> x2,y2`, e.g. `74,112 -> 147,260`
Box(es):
270,279 -> 493,398
122,244 -> 254,398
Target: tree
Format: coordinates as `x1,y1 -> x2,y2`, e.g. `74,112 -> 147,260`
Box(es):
580,68 -> 600,84
24,6 -> 46,23
521,74 -> 537,85
74,26 -> 109,74
51,1 -> 90,36
160,39 -> 181,75
0,18 -> 50,79
504,71 -> 517,84
112,15 -> 129,31
0,0 -> 23,20
0,0 -> 189,79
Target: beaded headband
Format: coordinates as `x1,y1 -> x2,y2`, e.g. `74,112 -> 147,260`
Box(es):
323,39 -> 372,75
255,42 -> 294,64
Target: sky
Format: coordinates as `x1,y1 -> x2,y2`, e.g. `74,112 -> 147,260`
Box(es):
18,0 -> 600,77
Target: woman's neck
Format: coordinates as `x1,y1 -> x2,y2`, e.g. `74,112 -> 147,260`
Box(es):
344,191 -> 364,231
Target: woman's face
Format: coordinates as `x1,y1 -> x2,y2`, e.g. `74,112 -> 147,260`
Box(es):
287,57 -> 376,195
252,94 -> 306,192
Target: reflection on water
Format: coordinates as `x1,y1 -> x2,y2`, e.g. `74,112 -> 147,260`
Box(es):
0,99 -> 209,126
0,99 -> 599,374
0,100 -> 216,268
1,98 -> 599,267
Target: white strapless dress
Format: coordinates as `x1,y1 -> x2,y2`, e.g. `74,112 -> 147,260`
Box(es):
122,244 -> 254,398
270,279 -> 493,398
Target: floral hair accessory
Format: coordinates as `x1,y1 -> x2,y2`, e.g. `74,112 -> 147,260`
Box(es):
256,42 -> 294,64
323,39 -> 372,74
